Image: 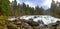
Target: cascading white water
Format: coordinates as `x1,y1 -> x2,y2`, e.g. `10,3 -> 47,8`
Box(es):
8,15 -> 60,25
20,15 -> 60,25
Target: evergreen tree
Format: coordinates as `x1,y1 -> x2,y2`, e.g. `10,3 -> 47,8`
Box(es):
22,3 -> 27,15
49,0 -> 57,17
49,0 -> 60,18
34,6 -> 44,15
1,0 -> 10,16
11,0 -> 17,16
17,3 -> 21,16
0,0 -> 2,15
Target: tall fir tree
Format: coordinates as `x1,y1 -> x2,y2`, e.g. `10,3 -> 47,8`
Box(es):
1,0 -> 10,16
11,0 -> 17,16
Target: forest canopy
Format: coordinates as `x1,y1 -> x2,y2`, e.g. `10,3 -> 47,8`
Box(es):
0,0 -> 60,18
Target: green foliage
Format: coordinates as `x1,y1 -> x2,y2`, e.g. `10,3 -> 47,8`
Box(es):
49,0 -> 60,18
10,0 -> 44,16
1,0 -> 10,15
34,6 -> 44,15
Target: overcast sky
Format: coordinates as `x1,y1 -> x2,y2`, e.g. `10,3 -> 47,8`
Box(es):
9,0 -> 60,9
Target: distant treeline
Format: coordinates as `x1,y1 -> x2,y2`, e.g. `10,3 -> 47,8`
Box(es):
0,0 -> 60,18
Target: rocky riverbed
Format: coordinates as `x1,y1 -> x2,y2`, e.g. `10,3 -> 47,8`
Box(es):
5,15 -> 60,29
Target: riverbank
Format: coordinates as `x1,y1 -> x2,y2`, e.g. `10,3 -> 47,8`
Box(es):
0,15 -> 60,29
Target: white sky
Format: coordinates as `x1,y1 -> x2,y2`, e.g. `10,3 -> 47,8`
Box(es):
9,0 -> 14,2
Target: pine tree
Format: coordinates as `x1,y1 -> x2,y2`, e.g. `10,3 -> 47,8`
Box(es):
34,6 -> 44,15
49,0 -> 60,18
11,0 -> 17,16
1,0 -> 10,16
